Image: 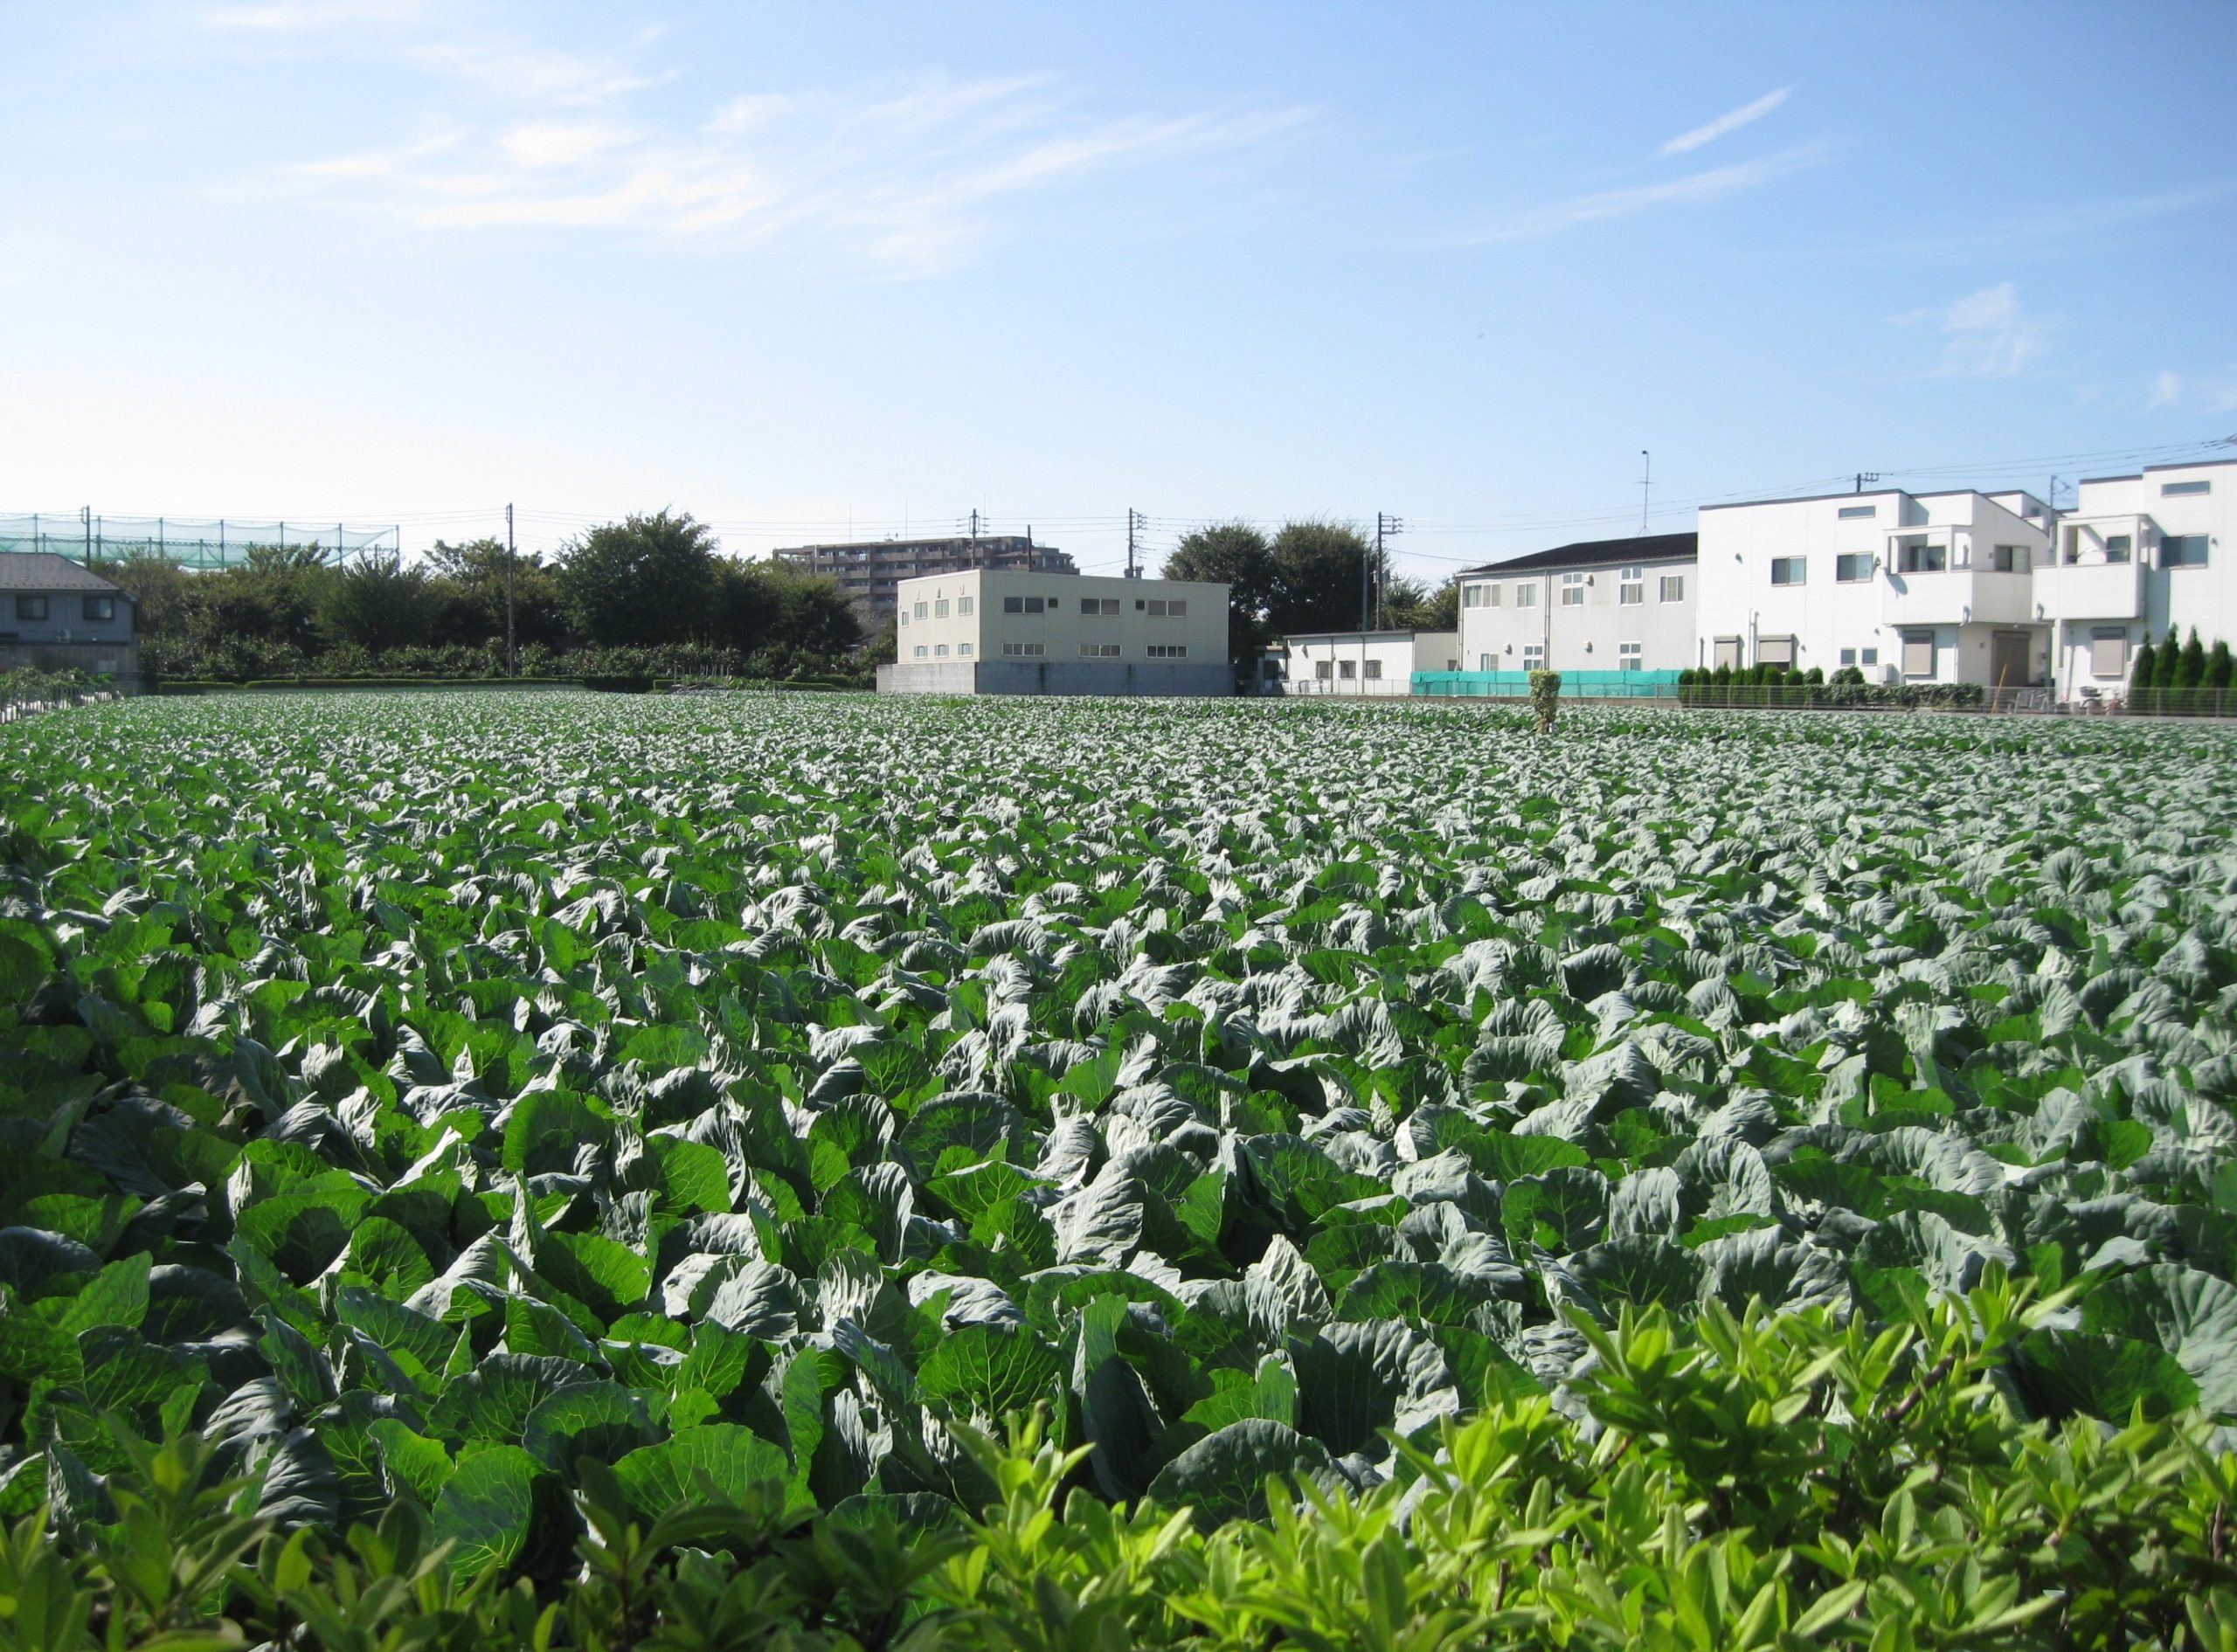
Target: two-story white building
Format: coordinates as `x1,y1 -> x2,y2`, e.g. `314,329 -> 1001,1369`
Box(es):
2032,458 -> 2234,700
1694,488 -> 2056,687
878,570 -> 1231,695
1453,532 -> 1697,680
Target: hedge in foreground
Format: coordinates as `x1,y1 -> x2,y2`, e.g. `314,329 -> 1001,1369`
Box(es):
5,1287 -> 2231,1652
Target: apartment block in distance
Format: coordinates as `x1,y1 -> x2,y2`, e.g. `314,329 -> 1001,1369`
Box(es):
1453,532 -> 1698,678
1694,487 -> 2055,686
2033,458 -> 2234,699
772,534 -> 1077,621
879,570 -> 1231,695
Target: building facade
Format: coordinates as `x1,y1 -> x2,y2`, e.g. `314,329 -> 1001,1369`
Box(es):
2033,458 -> 2234,700
879,569 -> 1230,695
772,534 -> 1077,621
0,553 -> 139,681
1267,630 -> 1458,695
1454,532 -> 1697,677
1694,489 -> 2055,687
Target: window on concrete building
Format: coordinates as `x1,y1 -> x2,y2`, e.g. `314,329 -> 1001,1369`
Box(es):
914,601 -> 929,619
1618,567 -> 1645,605
1839,648 -> 1856,667
1079,642 -> 1120,657
1618,641 -> 1642,670
1002,596 -> 1022,613
1516,584 -> 1539,608
1560,571 -> 1586,605
1861,648 -> 1878,667
1080,598 -> 1119,616
1316,660 -> 1334,681
912,645 -> 927,658
934,599 -> 949,617
1837,553 -> 1874,582
1991,544 -> 2031,573
1770,556 -> 1806,586
15,596 -> 46,621
935,644 -> 949,657
1522,643 -> 1546,671
1363,660 -> 1382,679
1148,645 -> 1188,659
1901,632 -> 1936,678
958,644 -> 973,657
1659,574 -> 1685,603
2162,480 -> 2212,497
1001,641 -> 1045,657
2162,535 -> 2209,568
2089,627 -> 2128,680
1713,637 -> 1742,670
1897,542 -> 1947,573
1461,582 -> 1495,608
1339,660 -> 1357,679
1838,504 -> 1877,520
958,596 -> 974,615
2104,535 -> 2132,563
82,596 -> 115,622
1758,636 -> 1796,668
1478,653 -> 1491,671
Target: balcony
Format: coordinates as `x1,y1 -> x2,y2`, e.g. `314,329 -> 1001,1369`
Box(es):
1879,568 -> 2033,626
2032,556 -> 2144,621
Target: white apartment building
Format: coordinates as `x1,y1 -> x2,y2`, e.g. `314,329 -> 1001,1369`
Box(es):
878,569 -> 1230,695
2033,458 -> 2234,699
1454,532 -> 1697,677
1268,630 -> 1458,695
1694,488 -> 2056,686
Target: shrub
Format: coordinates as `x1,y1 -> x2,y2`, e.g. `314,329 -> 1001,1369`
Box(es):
2178,627 -> 2208,688
1527,668 -> 1561,732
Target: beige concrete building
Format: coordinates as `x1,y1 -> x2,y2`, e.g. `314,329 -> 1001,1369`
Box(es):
879,569 -> 1231,695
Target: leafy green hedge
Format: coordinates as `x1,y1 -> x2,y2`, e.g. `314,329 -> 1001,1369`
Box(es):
5,1291 -> 2227,1651
155,677 -> 584,695
1676,669 -> 1987,710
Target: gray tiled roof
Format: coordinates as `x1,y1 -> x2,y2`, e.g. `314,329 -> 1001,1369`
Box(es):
0,552 -> 128,593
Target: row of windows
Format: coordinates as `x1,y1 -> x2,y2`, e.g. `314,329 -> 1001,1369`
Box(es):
1767,543 -> 2042,586
910,643 -> 976,657
13,595 -> 115,622
901,595 -> 973,625
1459,571 -> 1686,610
2057,534 -> 2209,569
1714,634 -> 1938,677
1465,642 -> 1647,672
903,591 -> 1196,622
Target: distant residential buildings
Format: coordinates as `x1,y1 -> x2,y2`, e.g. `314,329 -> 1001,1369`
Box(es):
1267,630 -> 1458,695
1455,532 -> 1698,678
879,570 -> 1229,696
0,552 -> 139,681
773,534 -> 1077,622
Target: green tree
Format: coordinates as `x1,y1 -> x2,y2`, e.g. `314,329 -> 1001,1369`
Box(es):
91,552 -> 192,637
708,560 -> 862,668
424,537 -> 569,652
2177,626 -> 2207,688
1164,522 -> 1277,667
1388,577 -> 1458,632
2132,636 -> 2156,688
316,553 -> 437,655
2152,626 -> 2182,688
1268,519 -> 1373,637
187,543 -> 332,654
558,512 -> 718,647
2206,639 -> 2233,690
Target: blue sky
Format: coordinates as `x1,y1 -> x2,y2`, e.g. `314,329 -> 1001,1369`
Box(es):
3,1 -> 2234,580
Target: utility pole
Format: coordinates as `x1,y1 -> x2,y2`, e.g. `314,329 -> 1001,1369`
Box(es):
1125,508 -> 1138,579
1373,513 -> 1402,630
505,503 -> 518,679
1640,452 -> 1651,534
1853,471 -> 1881,494
969,508 -> 981,540
80,506 -> 91,563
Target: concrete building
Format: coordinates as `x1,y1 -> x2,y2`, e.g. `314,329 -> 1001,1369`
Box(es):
0,553 -> 139,681
1265,630 -> 1458,695
878,569 -> 1230,695
1453,532 -> 1698,679
2033,458 -> 2234,701
1694,489 -> 2055,687
772,534 -> 1077,621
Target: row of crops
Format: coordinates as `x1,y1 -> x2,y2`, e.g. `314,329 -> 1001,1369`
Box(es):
2,690 -> 2234,1577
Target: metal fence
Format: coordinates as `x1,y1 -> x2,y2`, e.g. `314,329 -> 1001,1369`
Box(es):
0,512 -> 400,569
0,680 -> 121,725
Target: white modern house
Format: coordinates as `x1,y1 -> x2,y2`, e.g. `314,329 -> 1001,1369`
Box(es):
1693,488 -> 2056,687
878,569 -> 1231,695
2032,458 -> 2233,701
1267,629 -> 1458,695
1452,532 -> 1697,682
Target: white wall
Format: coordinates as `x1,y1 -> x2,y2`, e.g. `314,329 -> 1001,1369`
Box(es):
1456,556 -> 1694,673
1277,631 -> 1457,693
894,570 -> 1229,678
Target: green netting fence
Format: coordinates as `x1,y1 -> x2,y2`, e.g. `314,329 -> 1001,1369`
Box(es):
1413,669 -> 1681,699
0,513 -> 399,569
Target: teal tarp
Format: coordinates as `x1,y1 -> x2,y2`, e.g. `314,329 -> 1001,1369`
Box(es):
1412,670 -> 1680,699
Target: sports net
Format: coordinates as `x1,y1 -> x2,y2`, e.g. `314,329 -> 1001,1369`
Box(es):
0,513 -> 400,569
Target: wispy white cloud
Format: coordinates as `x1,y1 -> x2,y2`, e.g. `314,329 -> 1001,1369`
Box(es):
1659,88 -> 1790,156
261,70 -> 1312,274
1445,144 -> 1823,245
2150,370 -> 2185,408
406,38 -> 661,107
1876,182 -> 2233,263
1893,281 -> 2047,377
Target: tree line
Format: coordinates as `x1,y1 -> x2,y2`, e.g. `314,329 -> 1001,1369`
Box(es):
96,511 -> 868,684
1160,519 -> 1457,668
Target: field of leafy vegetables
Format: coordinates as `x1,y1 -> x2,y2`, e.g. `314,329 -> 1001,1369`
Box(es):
3,690 -> 2235,1574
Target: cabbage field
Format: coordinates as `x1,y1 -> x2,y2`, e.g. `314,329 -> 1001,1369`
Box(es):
3,689 -> 2235,1574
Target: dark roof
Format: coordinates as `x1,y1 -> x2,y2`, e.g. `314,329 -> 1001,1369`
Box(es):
1278,628 -> 1454,644
1460,531 -> 1697,577
0,552 -> 128,593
